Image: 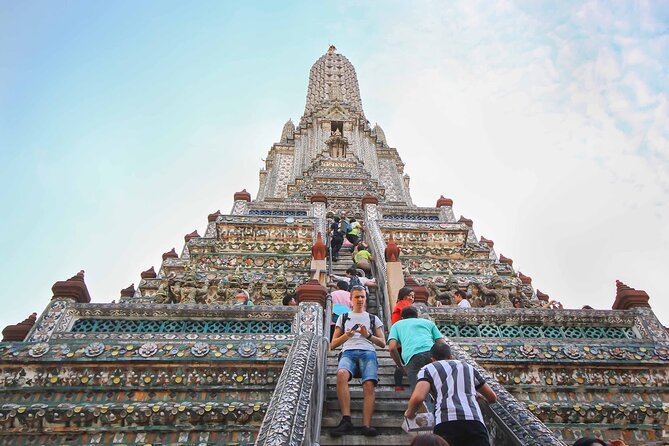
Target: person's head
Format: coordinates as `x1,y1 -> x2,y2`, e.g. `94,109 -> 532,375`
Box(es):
345,267 -> 357,277
401,305 -> 418,319
235,289 -> 250,304
336,280 -> 349,291
431,342 -> 452,361
282,294 -> 297,306
454,290 -> 467,303
350,286 -> 366,311
334,216 -> 341,223
409,434 -> 450,446
398,287 -> 415,302
573,439 -> 608,446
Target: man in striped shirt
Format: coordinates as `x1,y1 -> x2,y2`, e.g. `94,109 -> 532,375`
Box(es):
404,343 -> 497,446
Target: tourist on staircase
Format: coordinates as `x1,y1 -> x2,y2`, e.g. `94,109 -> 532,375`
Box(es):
330,281 -> 352,339
330,286 -> 386,437
390,287 -> 416,391
389,305 -> 445,394
352,241 -> 374,278
345,217 -> 363,249
329,216 -> 345,262
331,267 -> 376,290
405,343 -> 497,446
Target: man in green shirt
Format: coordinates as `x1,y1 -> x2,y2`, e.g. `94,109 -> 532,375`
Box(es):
388,306 -> 445,392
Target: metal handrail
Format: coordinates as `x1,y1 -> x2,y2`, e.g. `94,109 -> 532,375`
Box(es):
325,226 -> 333,277
308,295 -> 332,446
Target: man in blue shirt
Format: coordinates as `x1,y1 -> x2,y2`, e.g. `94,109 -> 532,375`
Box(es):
388,305 -> 445,392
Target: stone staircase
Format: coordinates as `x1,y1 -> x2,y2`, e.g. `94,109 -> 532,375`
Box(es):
321,242 -> 410,445
328,243 -> 378,316
319,349 -> 414,445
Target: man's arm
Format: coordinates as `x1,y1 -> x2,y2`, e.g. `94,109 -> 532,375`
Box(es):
388,339 -> 404,369
404,381 -> 431,418
357,323 -> 386,348
330,326 -> 354,350
477,383 -> 497,403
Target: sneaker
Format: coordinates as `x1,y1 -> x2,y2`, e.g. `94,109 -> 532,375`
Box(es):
362,426 -> 378,437
330,418 -> 354,437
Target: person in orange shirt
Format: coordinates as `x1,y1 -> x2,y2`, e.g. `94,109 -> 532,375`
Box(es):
391,287 -> 415,390
392,287 -> 415,325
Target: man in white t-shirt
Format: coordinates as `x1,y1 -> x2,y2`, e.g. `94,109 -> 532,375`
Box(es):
330,286 -> 385,437
454,290 -> 471,308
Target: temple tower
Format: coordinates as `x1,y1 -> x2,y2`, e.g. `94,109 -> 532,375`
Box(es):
1,46 -> 667,446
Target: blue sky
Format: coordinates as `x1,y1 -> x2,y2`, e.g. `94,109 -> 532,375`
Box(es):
1,1 -> 668,329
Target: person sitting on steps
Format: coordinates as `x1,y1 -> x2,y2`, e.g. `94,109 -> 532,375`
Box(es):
330,285 -> 385,437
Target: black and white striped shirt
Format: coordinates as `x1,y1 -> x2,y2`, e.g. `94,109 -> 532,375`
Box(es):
416,360 -> 486,424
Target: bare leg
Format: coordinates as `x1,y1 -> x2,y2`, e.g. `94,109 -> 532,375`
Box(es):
362,380 -> 375,426
336,369 -> 351,417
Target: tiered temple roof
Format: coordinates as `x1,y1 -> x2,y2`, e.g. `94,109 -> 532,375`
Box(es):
1,46 -> 667,446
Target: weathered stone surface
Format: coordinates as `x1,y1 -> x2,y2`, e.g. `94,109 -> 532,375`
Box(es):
612,280 -> 651,310
51,270 -> 91,303
2,313 -> 36,342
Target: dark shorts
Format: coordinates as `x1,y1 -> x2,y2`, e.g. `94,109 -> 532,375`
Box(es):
434,420 -> 490,446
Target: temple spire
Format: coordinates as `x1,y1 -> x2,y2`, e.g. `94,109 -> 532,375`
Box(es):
302,46 -> 366,121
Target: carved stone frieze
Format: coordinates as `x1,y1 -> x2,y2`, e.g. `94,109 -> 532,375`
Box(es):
0,364 -> 282,390
0,339 -> 292,363
428,307 -> 639,328
26,300 -> 72,343
487,365 -> 668,388
0,400 -> 268,432
458,341 -> 668,364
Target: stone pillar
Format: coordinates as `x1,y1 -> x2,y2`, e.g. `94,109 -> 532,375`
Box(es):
51,270 -> 91,304
296,279 -> 328,308
2,313 -> 37,342
205,210 -> 221,237
612,280 -> 651,310
385,234 -> 405,314
231,189 -> 251,215
181,230 -> 199,259
480,236 -> 497,260
311,232 -> 327,286
459,215 -> 477,244
436,196 -> 455,222
310,193 -> 328,244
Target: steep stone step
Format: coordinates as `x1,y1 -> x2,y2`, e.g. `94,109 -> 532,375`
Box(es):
319,433 -> 415,446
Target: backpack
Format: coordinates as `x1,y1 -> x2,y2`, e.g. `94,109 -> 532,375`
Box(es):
339,312 -> 376,334
340,219 -> 351,235
348,274 -> 363,291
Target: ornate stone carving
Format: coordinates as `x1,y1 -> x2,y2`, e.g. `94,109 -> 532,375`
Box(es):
255,333 -> 320,446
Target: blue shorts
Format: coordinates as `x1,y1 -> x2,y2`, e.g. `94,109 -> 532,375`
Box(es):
338,349 -> 378,384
